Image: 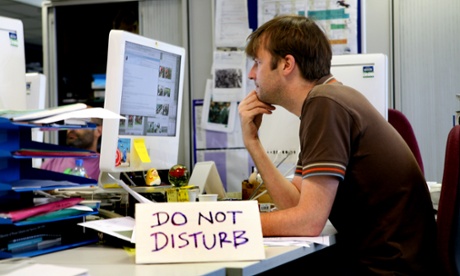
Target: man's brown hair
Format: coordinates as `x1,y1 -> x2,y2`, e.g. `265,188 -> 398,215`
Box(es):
245,15 -> 332,81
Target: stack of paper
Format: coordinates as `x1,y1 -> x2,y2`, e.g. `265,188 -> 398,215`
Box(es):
0,103 -> 125,125
0,197 -> 84,223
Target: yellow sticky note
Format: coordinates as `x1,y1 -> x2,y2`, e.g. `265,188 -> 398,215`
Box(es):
133,138 -> 151,163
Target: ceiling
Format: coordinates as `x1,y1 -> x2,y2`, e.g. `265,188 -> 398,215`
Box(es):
0,0 -> 43,46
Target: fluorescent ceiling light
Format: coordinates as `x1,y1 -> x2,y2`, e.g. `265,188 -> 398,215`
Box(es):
12,0 -> 42,7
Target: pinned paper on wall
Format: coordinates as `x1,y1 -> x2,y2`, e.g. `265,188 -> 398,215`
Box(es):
211,50 -> 247,102
201,79 -> 238,133
134,138 -> 151,163
214,0 -> 251,48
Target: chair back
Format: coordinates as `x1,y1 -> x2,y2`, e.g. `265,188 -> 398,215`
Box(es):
388,108 -> 424,173
437,125 -> 460,275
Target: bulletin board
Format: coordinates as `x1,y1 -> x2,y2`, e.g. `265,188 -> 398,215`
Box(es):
247,0 -> 362,54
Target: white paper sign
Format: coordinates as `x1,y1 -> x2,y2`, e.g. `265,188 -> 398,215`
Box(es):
135,200 -> 265,264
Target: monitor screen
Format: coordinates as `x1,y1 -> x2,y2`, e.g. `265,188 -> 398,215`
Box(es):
0,16 -> 27,110
99,30 -> 185,184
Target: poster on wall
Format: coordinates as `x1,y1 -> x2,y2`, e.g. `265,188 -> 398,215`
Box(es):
257,0 -> 359,54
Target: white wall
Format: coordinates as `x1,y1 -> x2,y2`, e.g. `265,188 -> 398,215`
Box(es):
188,0 -> 214,102
363,0 -> 393,105
393,0 -> 460,182
355,0 -> 460,182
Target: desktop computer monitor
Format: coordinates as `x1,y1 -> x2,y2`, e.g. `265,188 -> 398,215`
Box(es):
0,16 -> 27,110
330,53 -> 388,120
99,30 -> 185,185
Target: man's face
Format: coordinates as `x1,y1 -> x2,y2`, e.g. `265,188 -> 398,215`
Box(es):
248,46 -> 284,105
66,129 -> 95,150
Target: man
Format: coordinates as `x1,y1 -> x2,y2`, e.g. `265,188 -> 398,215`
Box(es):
41,118 -> 102,180
238,15 -> 440,274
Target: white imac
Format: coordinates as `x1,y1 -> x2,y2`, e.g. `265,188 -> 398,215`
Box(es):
99,30 -> 185,186
0,16 -> 27,110
258,53 -> 388,176
330,53 -> 388,120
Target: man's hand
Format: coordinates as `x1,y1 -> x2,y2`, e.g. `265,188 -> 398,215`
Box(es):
238,91 -> 275,144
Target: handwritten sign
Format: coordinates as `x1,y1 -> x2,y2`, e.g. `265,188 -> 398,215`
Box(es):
135,200 -> 265,264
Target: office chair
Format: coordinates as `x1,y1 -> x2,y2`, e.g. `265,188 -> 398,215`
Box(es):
436,125 -> 460,275
388,108 -> 424,174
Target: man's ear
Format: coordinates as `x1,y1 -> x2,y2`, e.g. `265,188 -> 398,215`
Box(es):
95,125 -> 103,139
282,54 -> 296,75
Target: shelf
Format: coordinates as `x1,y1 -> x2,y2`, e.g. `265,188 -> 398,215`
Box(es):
0,119 -> 99,259
0,238 -> 98,259
0,217 -> 99,259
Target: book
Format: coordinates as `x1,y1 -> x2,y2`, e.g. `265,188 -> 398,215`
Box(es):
8,237 -> 62,254
7,236 -> 43,250
0,218 -> 93,249
0,198 -> 83,222
0,225 -> 49,248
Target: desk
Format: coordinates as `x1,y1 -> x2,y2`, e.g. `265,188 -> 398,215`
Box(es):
27,221 -> 336,275
29,242 -> 329,276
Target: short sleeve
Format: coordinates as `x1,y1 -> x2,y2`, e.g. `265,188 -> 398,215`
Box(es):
297,96 -> 354,180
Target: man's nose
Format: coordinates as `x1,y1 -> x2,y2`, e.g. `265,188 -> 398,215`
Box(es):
248,67 -> 256,80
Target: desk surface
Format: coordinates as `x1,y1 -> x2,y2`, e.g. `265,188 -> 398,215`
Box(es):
26,222 -> 337,276
32,245 -> 225,276
29,243 -> 324,276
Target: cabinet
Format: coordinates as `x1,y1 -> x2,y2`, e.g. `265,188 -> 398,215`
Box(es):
0,118 -> 99,259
